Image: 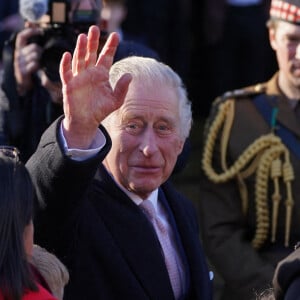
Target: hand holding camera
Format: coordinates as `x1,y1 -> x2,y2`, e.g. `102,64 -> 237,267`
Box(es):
15,0 -> 100,96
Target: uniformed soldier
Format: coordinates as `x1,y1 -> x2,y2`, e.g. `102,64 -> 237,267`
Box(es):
199,0 -> 300,299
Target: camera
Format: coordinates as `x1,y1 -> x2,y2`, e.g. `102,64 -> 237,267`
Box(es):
31,0 -> 99,82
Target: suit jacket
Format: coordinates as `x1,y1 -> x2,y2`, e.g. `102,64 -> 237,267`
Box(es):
199,73 -> 300,300
26,118 -> 212,300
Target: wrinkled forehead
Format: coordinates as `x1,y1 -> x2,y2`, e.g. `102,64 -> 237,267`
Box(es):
118,82 -> 179,123
112,98 -> 180,132
125,78 -> 178,106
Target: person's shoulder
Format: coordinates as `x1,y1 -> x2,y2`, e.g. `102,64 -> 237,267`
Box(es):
207,83 -> 267,122
214,83 -> 267,107
203,83 -> 267,138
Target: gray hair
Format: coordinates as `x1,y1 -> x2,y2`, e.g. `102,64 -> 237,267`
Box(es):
107,56 -> 192,140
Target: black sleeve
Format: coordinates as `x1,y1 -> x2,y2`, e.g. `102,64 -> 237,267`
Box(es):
285,277 -> 300,300
273,247 -> 300,300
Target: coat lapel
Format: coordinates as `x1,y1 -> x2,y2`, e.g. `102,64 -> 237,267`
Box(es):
162,182 -> 212,300
91,166 -> 174,299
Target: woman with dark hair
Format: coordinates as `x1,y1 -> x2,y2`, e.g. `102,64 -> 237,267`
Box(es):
0,146 -> 58,300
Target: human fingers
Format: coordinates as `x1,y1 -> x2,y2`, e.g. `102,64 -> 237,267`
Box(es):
15,27 -> 42,49
14,43 -> 42,94
60,52 -> 72,85
86,25 -> 100,67
72,33 -> 88,75
96,32 -> 119,69
17,43 -> 42,62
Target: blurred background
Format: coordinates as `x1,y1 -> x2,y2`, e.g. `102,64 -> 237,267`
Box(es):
0,1 -> 279,299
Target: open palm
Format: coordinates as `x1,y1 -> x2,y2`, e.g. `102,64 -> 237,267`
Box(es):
60,26 -> 132,148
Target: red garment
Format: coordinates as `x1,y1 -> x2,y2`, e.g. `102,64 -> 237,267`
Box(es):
29,264 -> 51,294
23,284 -> 58,300
0,283 -> 58,300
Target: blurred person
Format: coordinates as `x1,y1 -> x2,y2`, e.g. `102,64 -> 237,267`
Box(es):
26,25 -> 213,300
100,0 -> 127,38
200,0 -> 277,116
199,0 -> 300,299
0,1 -> 23,68
0,0 -> 158,162
100,0 -> 147,45
0,146 -> 59,300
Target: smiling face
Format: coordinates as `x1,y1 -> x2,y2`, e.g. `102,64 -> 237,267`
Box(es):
102,79 -> 184,199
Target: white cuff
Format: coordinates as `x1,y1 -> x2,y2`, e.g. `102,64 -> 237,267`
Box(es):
59,122 -> 106,161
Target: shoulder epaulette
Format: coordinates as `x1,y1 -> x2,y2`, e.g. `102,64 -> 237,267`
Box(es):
213,83 -> 267,107
203,83 -> 267,140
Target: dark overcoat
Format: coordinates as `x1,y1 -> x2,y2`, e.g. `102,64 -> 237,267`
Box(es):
26,118 -> 212,300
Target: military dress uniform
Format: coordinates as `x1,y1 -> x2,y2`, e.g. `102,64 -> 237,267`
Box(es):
199,72 -> 300,299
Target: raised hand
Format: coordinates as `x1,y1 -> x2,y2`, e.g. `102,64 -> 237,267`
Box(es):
60,25 -> 132,149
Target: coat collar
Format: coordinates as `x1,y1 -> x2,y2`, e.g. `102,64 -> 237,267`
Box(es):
263,73 -> 300,138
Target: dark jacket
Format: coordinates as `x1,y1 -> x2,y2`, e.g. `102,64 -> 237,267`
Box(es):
273,246 -> 300,300
199,73 -> 300,300
26,118 -> 212,300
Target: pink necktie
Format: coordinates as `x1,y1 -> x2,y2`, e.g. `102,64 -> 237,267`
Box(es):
140,200 -> 182,299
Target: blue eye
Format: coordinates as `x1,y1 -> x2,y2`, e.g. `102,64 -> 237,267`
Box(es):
158,125 -> 168,131
127,124 -> 138,129
124,121 -> 143,134
155,123 -> 172,135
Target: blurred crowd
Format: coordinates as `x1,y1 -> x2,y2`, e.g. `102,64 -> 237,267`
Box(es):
0,0 -> 277,120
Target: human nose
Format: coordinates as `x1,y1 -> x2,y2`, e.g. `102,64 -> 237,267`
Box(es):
139,128 -> 159,157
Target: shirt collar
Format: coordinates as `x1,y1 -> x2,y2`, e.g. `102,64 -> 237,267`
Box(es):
105,168 -> 159,208
122,187 -> 159,209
